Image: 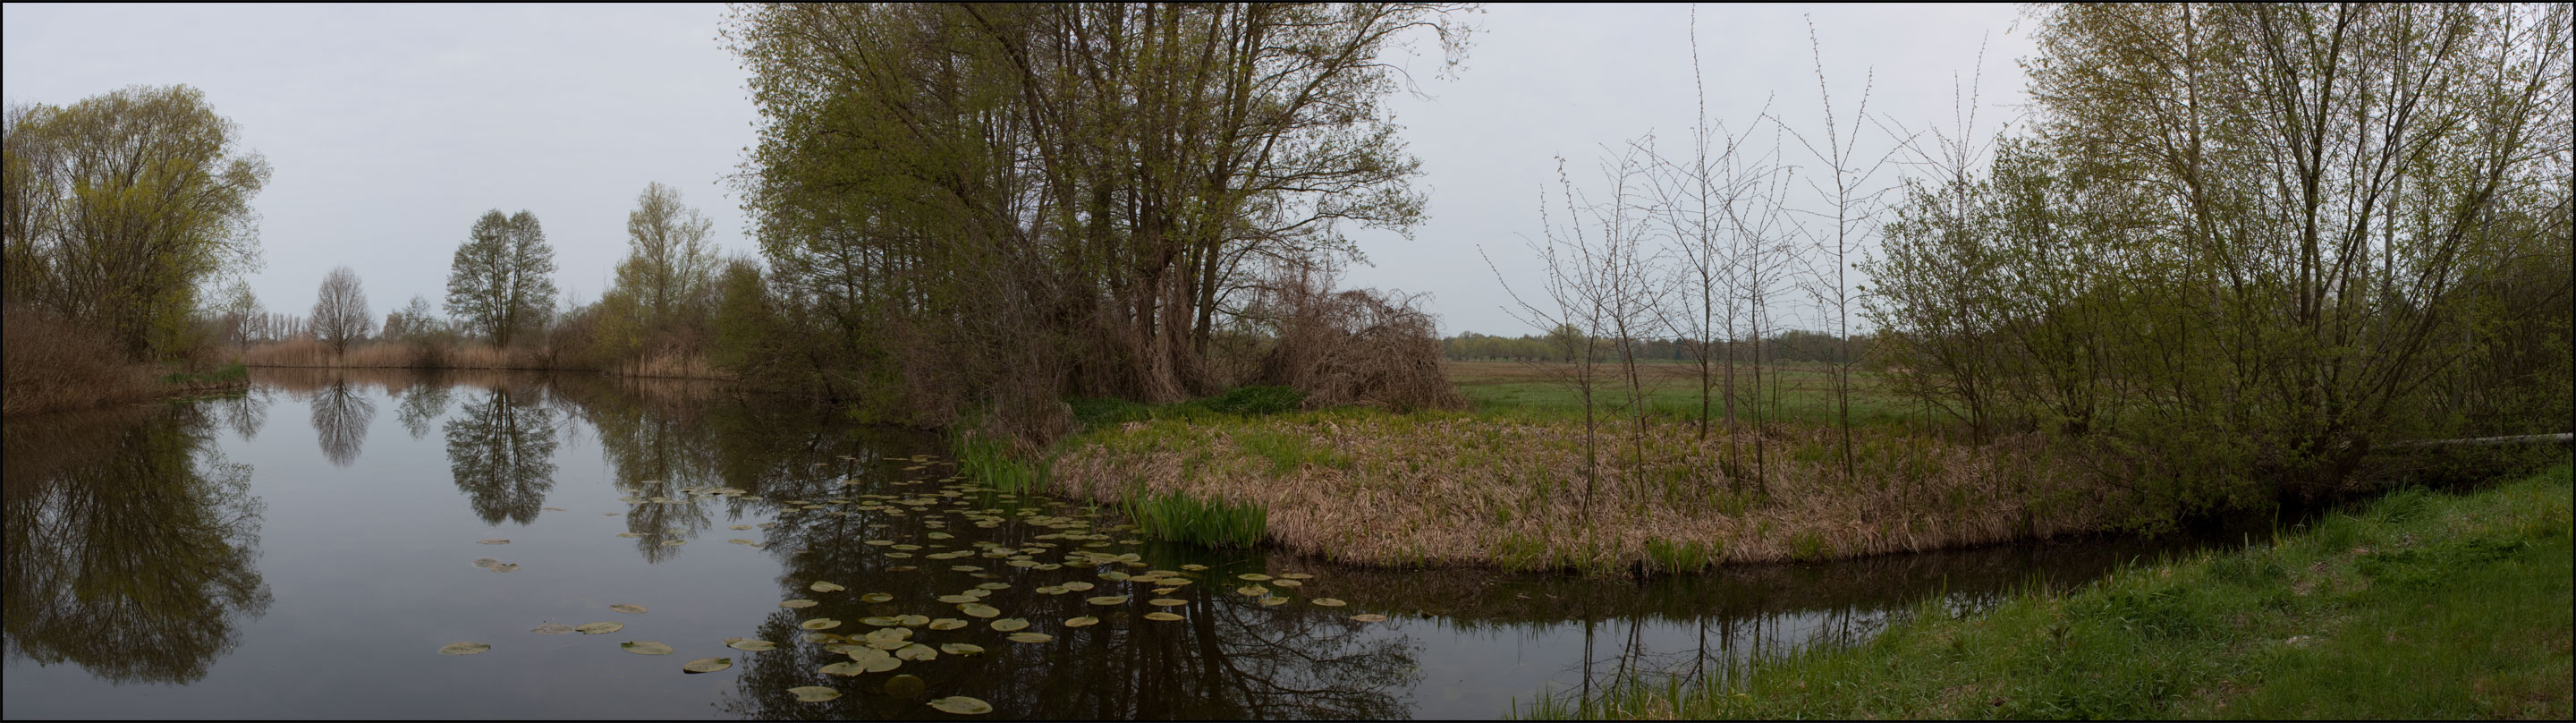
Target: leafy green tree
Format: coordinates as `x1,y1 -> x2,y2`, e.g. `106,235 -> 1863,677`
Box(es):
444,210 -> 557,347
2,85 -> 269,359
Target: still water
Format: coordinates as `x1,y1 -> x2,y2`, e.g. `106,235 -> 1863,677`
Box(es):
4,370 -> 2236,719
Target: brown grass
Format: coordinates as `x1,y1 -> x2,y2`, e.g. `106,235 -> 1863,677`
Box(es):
1049,412 -> 2123,574
2,306 -> 158,415
237,337 -> 730,380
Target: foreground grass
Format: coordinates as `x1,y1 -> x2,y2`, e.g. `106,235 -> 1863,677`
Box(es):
1521,463 -> 2574,719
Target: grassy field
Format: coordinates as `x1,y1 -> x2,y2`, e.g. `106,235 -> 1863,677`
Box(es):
1446,360 -> 1932,428
1520,463 -> 2575,719
1045,396 -> 2122,574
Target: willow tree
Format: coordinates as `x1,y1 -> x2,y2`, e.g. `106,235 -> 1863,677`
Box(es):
726,3 -> 1473,421
1,85 -> 270,359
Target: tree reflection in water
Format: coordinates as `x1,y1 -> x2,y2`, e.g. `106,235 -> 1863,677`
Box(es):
310,376 -> 376,466
394,378 -> 452,439
0,404 -> 271,685
214,387 -> 269,441
443,382 -> 558,525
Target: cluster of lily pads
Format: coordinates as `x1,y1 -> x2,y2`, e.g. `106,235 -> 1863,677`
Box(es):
436,451 -> 1389,717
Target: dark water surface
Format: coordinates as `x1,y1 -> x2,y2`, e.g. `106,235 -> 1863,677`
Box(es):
4,370 -> 2244,719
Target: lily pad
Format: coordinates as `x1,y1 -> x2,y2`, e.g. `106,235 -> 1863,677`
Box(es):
614,532 -> 642,538
621,641 -> 674,655
780,599 -> 818,608
1352,613 -> 1390,623
800,617 -> 843,630
1061,582 -> 1095,591
575,622 -> 624,634
974,582 -> 1011,591
928,618 -> 967,631
936,594 -> 978,604
1148,598 -> 1187,607
895,642 -> 938,660
883,674 -> 927,698
531,624 -> 575,634
1085,595 -> 1130,606
1236,585 -> 1269,597
1063,617 -> 1099,627
928,696 -> 994,715
609,603 -> 648,614
789,685 -> 841,702
958,603 -> 1000,618
819,660 -> 867,676
809,581 -> 845,592
438,642 -> 491,655
1035,585 -> 1068,595
1181,564 -> 1209,571
491,563 -> 520,572
939,642 -> 985,656
682,657 -> 733,673
1005,632 -> 1054,643
1259,596 -> 1289,606
472,557 -> 501,568
849,650 -> 902,673
989,618 -> 1029,632
1310,598 -> 1347,607
860,592 -> 894,603
897,615 -> 930,626
726,638 -> 777,651
1279,572 -> 1315,580
1143,612 -> 1184,622
1236,573 -> 1272,581
659,539 -> 686,547
860,617 -> 902,626
1270,579 -> 1302,587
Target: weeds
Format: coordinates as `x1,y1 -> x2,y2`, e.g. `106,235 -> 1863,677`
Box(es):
1119,488 -> 1267,549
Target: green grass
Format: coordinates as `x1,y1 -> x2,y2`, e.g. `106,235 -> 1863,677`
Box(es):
1445,361 -> 1934,428
952,432 -> 1043,494
1521,461 -> 2575,719
1118,488 -> 1267,549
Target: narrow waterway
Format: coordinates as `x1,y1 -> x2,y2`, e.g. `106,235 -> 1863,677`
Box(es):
2,369 -> 2249,719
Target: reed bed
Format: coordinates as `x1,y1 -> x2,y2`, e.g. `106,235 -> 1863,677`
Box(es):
1048,411 -> 2123,574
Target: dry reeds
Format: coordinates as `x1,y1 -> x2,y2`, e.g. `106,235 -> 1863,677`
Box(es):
1050,413 -> 2124,574
2,305 -> 156,415
1236,259 -> 1466,412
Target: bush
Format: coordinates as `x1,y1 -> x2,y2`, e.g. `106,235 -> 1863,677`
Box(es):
2,305 -> 154,415
1204,386 -> 1306,415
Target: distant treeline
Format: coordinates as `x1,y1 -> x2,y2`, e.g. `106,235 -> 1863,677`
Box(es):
1439,329 -> 1871,365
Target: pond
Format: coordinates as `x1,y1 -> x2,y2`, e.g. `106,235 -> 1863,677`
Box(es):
3,369 -> 2250,719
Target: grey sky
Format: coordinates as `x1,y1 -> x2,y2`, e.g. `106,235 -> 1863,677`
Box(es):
4,3 -> 2032,336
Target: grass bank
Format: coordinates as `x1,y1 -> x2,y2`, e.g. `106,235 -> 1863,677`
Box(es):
1046,404 -> 2121,573
1520,462 -> 2574,719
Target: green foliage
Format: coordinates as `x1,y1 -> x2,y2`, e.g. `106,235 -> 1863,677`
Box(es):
1643,538 -> 1720,574
1067,397 -> 1152,432
1203,386 -> 1306,415
953,433 -> 1042,495
3,85 -> 270,361
1118,489 -> 1267,549
444,209 -> 556,348
1865,4 -> 2575,506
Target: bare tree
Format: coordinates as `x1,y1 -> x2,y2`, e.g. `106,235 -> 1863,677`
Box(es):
310,265 -> 371,357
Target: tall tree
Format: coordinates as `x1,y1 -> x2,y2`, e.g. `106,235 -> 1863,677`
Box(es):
614,182 -> 717,327
2,85 -> 269,359
726,3 -> 1475,420
310,266 -> 371,356
445,210 -> 557,347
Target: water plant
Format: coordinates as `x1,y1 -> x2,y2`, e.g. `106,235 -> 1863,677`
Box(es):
1118,488 -> 1267,549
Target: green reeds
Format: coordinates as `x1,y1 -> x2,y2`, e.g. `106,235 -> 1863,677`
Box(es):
952,432 -> 1042,494
1119,488 -> 1267,549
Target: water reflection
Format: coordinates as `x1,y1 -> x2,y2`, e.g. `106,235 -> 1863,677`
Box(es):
310,378 -> 376,466
444,382 -> 559,525
1,404 -> 271,685
4,369 -> 2250,719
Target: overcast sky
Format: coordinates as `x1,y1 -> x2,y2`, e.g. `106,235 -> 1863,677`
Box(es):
4,3 -> 2034,336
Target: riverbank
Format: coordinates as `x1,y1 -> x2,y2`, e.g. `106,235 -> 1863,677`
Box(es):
1044,404 -> 2130,574
1520,462 -> 2574,719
